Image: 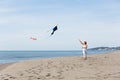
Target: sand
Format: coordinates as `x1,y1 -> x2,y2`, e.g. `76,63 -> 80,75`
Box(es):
0,51 -> 120,80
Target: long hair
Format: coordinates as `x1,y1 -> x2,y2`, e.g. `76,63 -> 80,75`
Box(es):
84,41 -> 87,45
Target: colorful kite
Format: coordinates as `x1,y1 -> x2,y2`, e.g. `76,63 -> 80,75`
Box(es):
30,37 -> 37,40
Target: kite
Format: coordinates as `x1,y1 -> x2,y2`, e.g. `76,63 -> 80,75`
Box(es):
29,25 -> 58,41
51,25 -> 58,36
30,37 -> 37,40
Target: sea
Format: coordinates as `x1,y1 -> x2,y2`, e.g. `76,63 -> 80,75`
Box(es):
0,49 -> 116,64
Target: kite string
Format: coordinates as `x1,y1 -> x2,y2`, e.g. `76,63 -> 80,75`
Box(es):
30,29 -> 52,40
29,25 -> 58,40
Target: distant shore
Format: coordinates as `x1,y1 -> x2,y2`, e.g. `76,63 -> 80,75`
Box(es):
0,51 -> 120,80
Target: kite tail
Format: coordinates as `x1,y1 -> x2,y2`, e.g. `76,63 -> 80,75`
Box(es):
51,31 -> 54,35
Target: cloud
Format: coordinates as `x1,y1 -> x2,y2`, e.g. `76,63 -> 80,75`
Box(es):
0,7 -> 16,13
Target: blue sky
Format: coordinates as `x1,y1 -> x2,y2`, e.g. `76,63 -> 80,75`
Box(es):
0,0 -> 120,50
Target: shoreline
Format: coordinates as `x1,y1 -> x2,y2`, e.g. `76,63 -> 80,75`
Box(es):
0,63 -> 14,71
0,51 -> 120,80
0,50 -> 119,70
0,50 -> 116,65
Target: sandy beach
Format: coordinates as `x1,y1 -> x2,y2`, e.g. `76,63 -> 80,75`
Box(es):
0,51 -> 120,80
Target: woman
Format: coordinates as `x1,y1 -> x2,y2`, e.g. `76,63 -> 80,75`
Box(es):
78,39 -> 88,60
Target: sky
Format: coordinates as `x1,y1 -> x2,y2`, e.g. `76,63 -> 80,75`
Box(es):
0,0 -> 120,50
